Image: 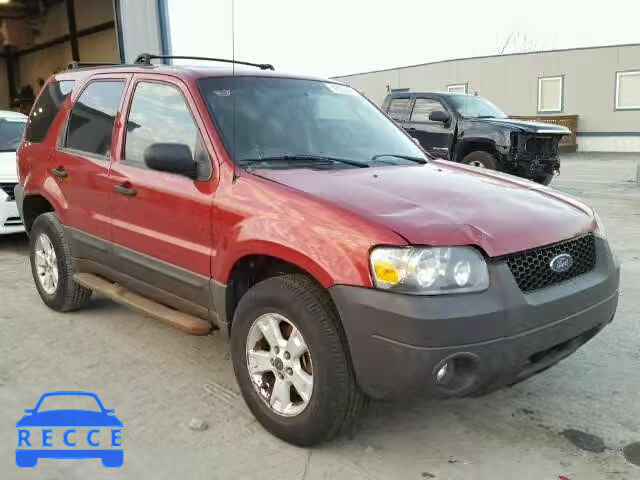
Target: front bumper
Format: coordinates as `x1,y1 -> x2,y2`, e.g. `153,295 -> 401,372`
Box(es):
330,237 -> 620,399
0,192 -> 24,235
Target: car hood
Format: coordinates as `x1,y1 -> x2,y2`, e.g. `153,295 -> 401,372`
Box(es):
16,410 -> 123,427
0,151 -> 18,182
466,117 -> 570,135
251,161 -> 595,257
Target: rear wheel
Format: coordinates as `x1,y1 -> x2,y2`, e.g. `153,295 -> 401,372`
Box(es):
29,212 -> 92,312
462,151 -> 498,170
231,274 -> 365,446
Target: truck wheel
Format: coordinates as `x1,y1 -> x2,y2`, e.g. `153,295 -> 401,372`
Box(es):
533,173 -> 554,186
29,212 -> 92,312
462,151 -> 498,170
231,274 -> 365,446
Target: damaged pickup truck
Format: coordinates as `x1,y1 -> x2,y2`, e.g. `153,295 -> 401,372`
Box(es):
382,91 -> 570,185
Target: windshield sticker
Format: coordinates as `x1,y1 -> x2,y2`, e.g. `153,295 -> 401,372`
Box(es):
324,83 -> 357,95
213,89 -> 232,97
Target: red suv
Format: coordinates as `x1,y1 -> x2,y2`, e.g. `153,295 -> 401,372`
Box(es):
15,55 -> 620,446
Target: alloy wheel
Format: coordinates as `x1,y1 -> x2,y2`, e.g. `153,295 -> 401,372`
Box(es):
34,233 -> 59,295
246,313 -> 314,417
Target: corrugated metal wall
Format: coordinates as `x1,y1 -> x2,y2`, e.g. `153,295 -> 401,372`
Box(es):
334,45 -> 640,138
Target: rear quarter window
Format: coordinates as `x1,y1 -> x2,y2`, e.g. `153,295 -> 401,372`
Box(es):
387,98 -> 411,121
25,81 -> 75,143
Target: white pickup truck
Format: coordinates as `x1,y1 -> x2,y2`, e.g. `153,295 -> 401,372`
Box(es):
0,110 -> 27,234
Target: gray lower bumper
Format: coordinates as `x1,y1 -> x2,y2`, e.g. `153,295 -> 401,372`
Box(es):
13,183 -> 24,221
330,237 -> 620,399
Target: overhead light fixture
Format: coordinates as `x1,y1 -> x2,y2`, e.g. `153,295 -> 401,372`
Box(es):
0,0 -> 11,5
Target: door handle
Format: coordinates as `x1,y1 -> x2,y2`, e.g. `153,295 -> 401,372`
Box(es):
114,183 -> 137,197
51,167 -> 68,178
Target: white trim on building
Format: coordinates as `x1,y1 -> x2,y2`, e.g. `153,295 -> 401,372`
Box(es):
537,76 -> 564,113
615,70 -> 640,110
447,83 -> 467,94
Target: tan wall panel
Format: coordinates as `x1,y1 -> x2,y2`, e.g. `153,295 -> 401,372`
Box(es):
78,28 -> 119,62
335,45 -> 640,134
0,58 -> 9,109
18,43 -> 73,93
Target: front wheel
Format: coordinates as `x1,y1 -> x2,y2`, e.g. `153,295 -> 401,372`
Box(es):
462,151 -> 498,170
231,274 -> 365,446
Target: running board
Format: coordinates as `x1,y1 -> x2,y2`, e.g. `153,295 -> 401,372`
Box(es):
73,273 -> 212,335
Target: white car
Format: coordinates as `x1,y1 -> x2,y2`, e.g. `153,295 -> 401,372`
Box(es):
0,110 -> 27,234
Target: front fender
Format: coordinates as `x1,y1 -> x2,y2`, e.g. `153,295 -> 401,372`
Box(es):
211,174 -> 407,288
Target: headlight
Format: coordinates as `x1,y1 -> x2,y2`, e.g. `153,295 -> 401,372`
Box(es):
370,246 -> 489,294
593,211 -> 606,238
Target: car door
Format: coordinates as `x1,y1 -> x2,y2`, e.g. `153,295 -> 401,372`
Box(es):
108,75 -> 217,316
53,76 -> 129,264
405,97 -> 454,159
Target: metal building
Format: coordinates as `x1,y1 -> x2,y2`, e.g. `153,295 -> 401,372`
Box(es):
333,44 -> 640,152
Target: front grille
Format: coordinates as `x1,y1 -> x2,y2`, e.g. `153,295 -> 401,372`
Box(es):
524,136 -> 558,156
4,216 -> 22,226
0,183 -> 17,201
505,234 -> 596,293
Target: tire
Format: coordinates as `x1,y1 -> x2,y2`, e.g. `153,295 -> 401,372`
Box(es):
533,173 -> 554,186
29,212 -> 92,312
462,151 -> 498,170
231,274 -> 365,446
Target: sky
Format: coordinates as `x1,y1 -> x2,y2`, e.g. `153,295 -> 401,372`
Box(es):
166,0 -> 640,78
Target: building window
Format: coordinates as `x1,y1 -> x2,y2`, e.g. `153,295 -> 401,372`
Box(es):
615,70 -> 640,110
447,84 -> 467,94
538,76 -> 564,113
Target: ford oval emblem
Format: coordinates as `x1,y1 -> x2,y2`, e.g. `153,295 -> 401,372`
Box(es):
550,253 -> 573,273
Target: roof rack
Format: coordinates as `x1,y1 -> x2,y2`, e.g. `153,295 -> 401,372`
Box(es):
134,53 -> 275,71
66,61 -> 122,70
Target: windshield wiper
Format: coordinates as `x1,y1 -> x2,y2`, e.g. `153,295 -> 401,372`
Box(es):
238,154 -> 369,168
370,154 -> 427,164
471,115 -> 496,119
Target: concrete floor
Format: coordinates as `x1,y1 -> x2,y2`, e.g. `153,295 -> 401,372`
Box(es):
1,153 -> 639,479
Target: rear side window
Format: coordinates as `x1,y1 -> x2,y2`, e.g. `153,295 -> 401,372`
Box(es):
410,98 -> 445,122
25,80 -> 74,143
124,82 -> 200,168
387,98 -> 410,121
65,81 -> 125,157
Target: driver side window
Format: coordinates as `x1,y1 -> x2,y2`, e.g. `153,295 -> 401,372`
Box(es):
125,82 -> 207,173
410,98 -> 445,123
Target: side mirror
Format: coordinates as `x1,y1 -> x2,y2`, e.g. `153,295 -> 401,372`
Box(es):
429,110 -> 451,124
144,143 -> 198,179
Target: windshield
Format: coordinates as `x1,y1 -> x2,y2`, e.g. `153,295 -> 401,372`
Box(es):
36,394 -> 102,412
448,95 -> 508,119
0,120 -> 26,152
198,76 -> 427,168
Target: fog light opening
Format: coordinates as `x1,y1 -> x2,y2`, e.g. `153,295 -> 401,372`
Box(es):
435,361 -> 453,385
433,354 -> 480,394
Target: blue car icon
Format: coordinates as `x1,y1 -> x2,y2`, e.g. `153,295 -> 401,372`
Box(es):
16,391 -> 123,468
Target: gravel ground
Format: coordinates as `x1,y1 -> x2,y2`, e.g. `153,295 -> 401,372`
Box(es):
1,153 -> 639,479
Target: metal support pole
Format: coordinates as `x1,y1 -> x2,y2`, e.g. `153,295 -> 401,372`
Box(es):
65,0 -> 80,61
